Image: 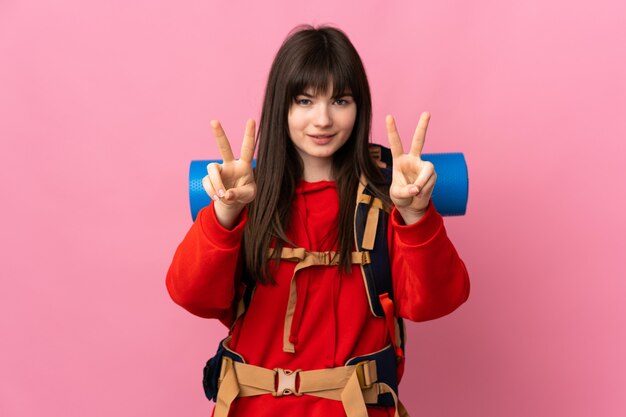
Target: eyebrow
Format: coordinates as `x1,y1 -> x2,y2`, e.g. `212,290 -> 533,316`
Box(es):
297,91 -> 354,98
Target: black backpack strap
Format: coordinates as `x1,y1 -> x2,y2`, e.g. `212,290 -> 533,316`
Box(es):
369,143 -> 393,168
355,144 -> 395,317
355,186 -> 392,317
358,145 -> 407,381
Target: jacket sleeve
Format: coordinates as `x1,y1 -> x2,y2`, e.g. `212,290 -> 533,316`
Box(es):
388,201 -> 470,322
165,202 -> 248,327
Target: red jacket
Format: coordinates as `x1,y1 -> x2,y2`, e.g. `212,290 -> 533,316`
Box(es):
166,180 -> 470,416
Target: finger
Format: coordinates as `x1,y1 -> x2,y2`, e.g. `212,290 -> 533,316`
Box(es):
409,112 -> 430,157
211,120 -> 235,162
202,176 -> 218,201
420,172 -> 437,195
223,183 -> 256,205
239,119 -> 256,163
390,183 -> 419,200
415,172 -> 436,199
412,161 -> 436,192
207,162 -> 226,198
385,115 -> 404,158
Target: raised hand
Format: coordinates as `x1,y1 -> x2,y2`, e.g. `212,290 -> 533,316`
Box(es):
202,119 -> 257,228
386,112 -> 437,224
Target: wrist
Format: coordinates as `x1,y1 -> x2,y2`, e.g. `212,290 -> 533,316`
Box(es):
213,200 -> 246,230
396,204 -> 429,225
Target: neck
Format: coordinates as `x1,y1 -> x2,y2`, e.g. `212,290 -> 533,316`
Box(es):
301,156 -> 334,182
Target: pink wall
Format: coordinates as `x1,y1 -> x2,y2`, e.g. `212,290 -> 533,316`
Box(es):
2,1 -> 625,416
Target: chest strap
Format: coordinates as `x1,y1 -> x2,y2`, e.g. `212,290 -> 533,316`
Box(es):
214,355 -> 409,417
269,248 -> 371,353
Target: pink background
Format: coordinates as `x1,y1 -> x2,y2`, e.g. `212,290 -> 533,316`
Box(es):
2,1 -> 625,416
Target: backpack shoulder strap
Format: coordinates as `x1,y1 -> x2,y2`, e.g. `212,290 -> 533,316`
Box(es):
368,143 -> 393,169
354,144 -> 395,317
359,144 -> 407,380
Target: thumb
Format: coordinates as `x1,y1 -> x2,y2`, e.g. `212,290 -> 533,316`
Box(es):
223,183 -> 256,205
391,183 -> 419,200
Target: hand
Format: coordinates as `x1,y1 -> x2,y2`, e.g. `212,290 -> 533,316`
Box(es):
202,119 -> 257,226
386,112 -> 437,224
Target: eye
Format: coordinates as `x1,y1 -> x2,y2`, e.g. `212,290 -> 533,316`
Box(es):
334,97 -> 353,106
295,98 -> 312,106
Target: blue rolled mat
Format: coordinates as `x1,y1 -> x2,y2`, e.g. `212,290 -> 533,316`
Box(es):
189,153 -> 468,221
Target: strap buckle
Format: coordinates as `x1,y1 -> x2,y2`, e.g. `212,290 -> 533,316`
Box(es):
273,368 -> 302,397
320,252 -> 329,265
218,356 -> 234,388
361,251 -> 371,265
355,361 -> 375,389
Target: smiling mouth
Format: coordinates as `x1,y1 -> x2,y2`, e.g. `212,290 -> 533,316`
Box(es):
308,134 -> 335,144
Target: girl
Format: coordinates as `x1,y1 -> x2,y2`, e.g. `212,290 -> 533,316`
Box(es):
167,25 -> 469,417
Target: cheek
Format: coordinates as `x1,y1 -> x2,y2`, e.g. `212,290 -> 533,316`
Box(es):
287,117 -> 297,140
343,109 -> 357,131
287,110 -> 306,133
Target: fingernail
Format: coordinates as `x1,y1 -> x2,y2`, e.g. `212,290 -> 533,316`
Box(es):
213,194 -> 219,200
218,189 -> 225,197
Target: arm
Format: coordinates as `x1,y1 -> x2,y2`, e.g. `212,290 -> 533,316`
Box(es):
165,202 -> 248,327
166,119 -> 256,326
383,113 -> 469,320
389,200 -> 470,321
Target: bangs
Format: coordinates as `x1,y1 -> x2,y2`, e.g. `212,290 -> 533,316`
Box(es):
287,51 -> 356,99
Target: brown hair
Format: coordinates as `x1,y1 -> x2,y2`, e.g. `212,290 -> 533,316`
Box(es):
244,25 -> 389,284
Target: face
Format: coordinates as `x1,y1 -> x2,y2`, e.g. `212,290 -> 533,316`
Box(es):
287,87 -> 357,173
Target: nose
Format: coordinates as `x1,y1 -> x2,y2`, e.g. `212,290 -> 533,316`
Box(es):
313,104 -> 333,128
